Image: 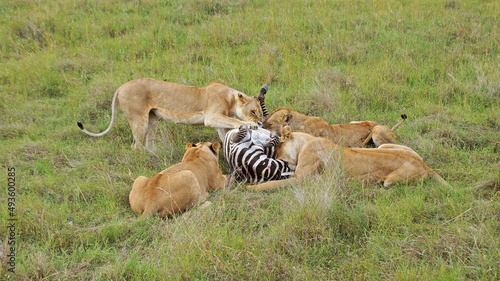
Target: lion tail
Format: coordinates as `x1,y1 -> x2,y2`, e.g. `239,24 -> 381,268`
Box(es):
391,113 -> 408,131
430,170 -> 450,187
77,88 -> 120,137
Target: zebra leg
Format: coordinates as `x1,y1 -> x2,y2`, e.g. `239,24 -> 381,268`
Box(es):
258,84 -> 269,122
231,125 -> 249,143
262,130 -> 279,158
263,130 -> 280,149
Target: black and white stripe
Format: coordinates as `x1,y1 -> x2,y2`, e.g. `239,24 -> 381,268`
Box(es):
223,125 -> 293,183
258,85 -> 270,122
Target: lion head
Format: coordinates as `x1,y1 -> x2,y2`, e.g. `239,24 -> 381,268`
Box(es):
183,141 -> 221,162
262,107 -> 293,135
235,93 -> 263,126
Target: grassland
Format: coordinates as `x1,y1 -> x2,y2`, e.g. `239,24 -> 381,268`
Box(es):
0,0 -> 499,279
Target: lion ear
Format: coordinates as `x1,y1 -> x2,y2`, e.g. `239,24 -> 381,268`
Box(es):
186,143 -> 195,149
283,113 -> 293,124
210,142 -> 221,156
237,93 -> 248,104
281,126 -> 292,142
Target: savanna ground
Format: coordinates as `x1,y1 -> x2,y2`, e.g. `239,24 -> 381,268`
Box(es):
1,0 -> 499,279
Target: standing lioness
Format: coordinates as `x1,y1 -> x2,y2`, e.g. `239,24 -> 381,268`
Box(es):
77,78 -> 263,148
129,141 -> 226,218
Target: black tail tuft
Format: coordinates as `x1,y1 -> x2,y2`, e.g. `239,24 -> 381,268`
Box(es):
77,122 -> 84,130
401,113 -> 408,120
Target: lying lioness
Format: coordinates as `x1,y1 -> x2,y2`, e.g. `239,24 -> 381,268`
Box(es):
262,107 -> 407,147
249,126 -> 448,191
78,78 -> 263,148
129,142 -> 226,218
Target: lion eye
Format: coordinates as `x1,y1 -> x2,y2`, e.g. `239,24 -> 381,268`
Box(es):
251,110 -> 257,116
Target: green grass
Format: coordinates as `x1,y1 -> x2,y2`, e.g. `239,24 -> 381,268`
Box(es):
1,0 -> 499,279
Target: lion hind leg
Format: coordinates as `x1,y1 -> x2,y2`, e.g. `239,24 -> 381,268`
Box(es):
154,171 -> 205,217
379,163 -> 425,187
145,110 -> 160,148
130,176 -> 150,216
140,206 -> 157,219
126,113 -> 150,149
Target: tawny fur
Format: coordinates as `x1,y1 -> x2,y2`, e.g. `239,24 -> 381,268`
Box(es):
262,107 -> 407,147
78,78 -> 263,148
249,126 -> 448,191
129,142 -> 227,218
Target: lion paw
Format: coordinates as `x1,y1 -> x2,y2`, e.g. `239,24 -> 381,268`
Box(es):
244,122 -> 259,130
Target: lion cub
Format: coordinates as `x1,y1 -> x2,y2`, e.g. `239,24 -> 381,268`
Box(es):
129,142 -> 226,218
262,107 -> 407,147
249,126 -> 448,191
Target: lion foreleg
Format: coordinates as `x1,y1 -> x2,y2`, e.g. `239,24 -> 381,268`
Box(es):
205,113 -> 244,129
206,113 -> 259,141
